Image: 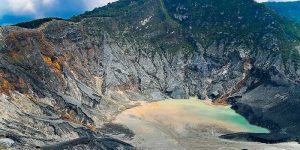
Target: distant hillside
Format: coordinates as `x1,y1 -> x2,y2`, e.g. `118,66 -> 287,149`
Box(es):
14,17 -> 64,29
265,1 -> 300,23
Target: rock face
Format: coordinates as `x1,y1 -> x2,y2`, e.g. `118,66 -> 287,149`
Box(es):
0,0 -> 300,148
0,138 -> 15,148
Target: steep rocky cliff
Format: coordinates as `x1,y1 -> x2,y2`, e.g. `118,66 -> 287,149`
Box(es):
1,0 -> 300,148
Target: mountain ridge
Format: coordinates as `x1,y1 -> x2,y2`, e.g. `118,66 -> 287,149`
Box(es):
74,0 -> 300,66
0,0 -> 300,149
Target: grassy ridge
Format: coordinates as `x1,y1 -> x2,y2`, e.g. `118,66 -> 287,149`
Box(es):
14,18 -> 64,29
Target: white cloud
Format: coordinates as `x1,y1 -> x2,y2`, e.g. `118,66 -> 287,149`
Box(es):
7,0 -> 36,15
0,0 -> 115,19
0,0 -> 56,18
82,0 -> 117,10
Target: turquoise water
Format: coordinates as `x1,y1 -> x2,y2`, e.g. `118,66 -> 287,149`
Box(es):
180,99 -> 269,133
114,98 -> 300,149
116,98 -> 269,134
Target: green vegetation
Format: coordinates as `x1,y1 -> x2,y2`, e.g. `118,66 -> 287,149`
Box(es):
163,0 -> 300,64
71,0 -> 146,21
14,17 -> 64,29
60,0 -> 300,67
158,0 -> 178,28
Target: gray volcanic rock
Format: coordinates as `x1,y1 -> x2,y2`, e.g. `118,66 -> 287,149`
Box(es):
0,138 -> 15,148
0,0 -> 300,148
42,137 -> 135,150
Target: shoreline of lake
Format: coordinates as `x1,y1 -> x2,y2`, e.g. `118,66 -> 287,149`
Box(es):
108,98 -> 300,149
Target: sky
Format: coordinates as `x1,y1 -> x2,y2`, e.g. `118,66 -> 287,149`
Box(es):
0,0 -> 117,25
0,0 -> 298,26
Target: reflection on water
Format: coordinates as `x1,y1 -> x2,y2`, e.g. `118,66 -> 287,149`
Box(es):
114,97 -> 270,149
